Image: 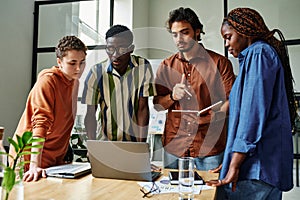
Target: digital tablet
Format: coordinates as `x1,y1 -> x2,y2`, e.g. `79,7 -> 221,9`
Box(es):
168,171 -> 205,185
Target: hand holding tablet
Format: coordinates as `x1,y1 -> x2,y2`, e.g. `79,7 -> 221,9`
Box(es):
172,100 -> 223,116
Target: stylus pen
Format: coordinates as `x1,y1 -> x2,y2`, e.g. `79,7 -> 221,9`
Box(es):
180,74 -> 192,97
196,100 -> 223,116
184,88 -> 192,97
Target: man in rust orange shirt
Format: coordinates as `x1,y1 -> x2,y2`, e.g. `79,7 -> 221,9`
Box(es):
153,7 -> 235,170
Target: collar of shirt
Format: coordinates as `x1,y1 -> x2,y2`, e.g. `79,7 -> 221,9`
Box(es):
238,40 -> 265,62
105,57 -> 135,78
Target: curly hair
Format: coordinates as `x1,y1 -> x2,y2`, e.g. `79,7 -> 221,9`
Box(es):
55,35 -> 87,59
224,7 -> 297,129
166,7 -> 205,41
105,24 -> 133,44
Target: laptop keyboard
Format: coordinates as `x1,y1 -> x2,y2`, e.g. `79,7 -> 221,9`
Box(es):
60,164 -> 84,173
46,163 -> 89,174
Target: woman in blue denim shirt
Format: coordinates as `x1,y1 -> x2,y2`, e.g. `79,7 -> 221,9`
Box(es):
206,7 -> 296,200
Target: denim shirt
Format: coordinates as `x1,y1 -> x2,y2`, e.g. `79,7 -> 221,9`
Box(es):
220,41 -> 293,191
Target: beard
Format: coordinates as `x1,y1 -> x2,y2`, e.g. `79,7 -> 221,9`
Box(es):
177,34 -> 198,53
178,41 -> 195,52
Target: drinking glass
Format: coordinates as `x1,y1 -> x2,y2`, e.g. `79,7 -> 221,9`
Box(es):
178,157 -> 194,200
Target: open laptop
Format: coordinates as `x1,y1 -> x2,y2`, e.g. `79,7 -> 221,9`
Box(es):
45,162 -> 91,179
86,140 -> 161,181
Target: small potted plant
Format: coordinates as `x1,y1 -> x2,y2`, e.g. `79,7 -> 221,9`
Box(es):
0,131 -> 45,200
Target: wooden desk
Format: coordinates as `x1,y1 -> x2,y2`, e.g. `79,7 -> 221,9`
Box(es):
12,170 -> 218,200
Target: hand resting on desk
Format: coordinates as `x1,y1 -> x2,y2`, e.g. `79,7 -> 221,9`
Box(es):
23,166 -> 47,182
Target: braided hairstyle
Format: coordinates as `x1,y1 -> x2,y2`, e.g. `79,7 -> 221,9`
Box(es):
224,7 -> 297,130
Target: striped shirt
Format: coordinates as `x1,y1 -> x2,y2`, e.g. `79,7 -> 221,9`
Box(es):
81,55 -> 156,141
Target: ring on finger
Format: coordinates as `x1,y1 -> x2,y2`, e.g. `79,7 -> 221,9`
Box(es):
218,180 -> 222,184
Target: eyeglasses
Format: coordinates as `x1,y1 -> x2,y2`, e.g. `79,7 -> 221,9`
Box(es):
105,45 -> 133,55
140,182 -> 161,198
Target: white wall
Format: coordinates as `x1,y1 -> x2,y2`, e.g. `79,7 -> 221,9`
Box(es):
147,0 -> 225,58
114,0 -> 132,28
0,0 -> 34,146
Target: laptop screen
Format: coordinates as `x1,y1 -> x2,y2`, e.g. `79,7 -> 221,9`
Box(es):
87,140 -> 159,181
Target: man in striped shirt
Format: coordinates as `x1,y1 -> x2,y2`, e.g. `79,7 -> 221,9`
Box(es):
81,25 -> 156,142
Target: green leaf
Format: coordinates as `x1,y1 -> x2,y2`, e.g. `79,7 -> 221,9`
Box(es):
2,168 -> 16,193
0,162 -> 7,169
7,154 -> 14,160
19,151 -> 35,156
16,135 -> 24,149
8,137 -> 19,152
21,161 -> 31,165
21,151 -> 41,155
18,167 -> 24,180
24,144 -> 43,149
16,160 -> 31,168
0,151 -> 8,155
3,131 -> 45,198
22,131 -> 33,145
30,138 -> 45,143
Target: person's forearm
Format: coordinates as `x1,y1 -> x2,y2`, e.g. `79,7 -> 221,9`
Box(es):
30,127 -> 46,168
136,109 -> 149,142
84,105 -> 97,140
29,141 -> 43,168
30,126 -> 47,166
85,115 -> 97,140
136,97 -> 150,142
229,152 -> 246,170
153,94 -> 175,111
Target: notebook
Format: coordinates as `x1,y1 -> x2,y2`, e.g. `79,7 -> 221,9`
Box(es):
86,140 -> 161,182
45,162 -> 91,178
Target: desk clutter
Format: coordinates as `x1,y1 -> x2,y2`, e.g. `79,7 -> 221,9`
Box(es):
138,176 -> 214,196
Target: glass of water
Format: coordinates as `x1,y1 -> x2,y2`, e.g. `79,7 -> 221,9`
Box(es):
178,157 -> 194,200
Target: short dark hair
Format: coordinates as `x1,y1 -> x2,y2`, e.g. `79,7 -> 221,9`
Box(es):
166,7 -> 204,41
55,35 -> 87,59
105,24 -> 133,44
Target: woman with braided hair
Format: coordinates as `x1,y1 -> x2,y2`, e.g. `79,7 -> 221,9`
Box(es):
206,7 -> 295,200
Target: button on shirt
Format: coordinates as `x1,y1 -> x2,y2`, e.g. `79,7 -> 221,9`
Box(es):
220,41 -> 293,191
81,55 -> 156,141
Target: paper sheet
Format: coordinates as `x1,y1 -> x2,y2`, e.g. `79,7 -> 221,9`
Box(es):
137,176 -> 214,195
